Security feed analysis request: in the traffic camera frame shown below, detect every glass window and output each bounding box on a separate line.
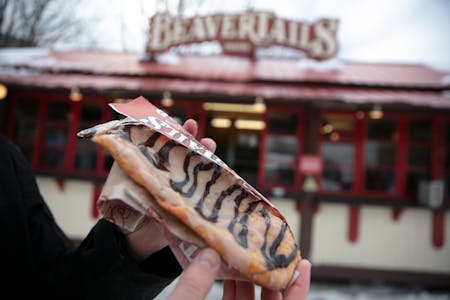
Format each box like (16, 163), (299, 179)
(267, 112), (297, 134)
(364, 118), (397, 193)
(265, 136), (297, 162)
(322, 167), (353, 191)
(409, 120), (431, 142)
(263, 110), (300, 188)
(323, 142), (354, 165)
(406, 120), (431, 195)
(75, 103), (102, 171)
(40, 101), (70, 169)
(321, 113), (354, 191)
(205, 109), (263, 187)
(365, 142), (396, 167)
(13, 98), (39, 162)
(367, 119), (397, 140)
(408, 145), (430, 167)
(264, 163), (295, 186)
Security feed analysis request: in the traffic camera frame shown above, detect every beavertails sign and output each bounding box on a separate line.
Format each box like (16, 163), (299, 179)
(146, 11), (339, 60)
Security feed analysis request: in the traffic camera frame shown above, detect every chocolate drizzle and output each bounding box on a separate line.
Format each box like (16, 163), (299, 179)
(136, 128), (297, 270)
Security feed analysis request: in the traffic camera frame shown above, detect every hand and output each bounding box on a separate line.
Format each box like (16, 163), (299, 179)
(168, 248), (221, 300)
(222, 259), (311, 300)
(125, 119), (216, 262)
(168, 248), (311, 300)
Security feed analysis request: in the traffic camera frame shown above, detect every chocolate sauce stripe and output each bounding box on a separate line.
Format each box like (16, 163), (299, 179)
(132, 127), (298, 270)
(194, 164), (222, 220)
(209, 184), (241, 222)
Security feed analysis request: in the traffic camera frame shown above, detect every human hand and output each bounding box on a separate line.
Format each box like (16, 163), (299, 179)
(168, 247), (311, 300)
(168, 248), (222, 300)
(125, 119), (216, 262)
(222, 259), (311, 300)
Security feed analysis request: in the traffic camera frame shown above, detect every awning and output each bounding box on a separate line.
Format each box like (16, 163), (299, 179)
(1, 73), (449, 109)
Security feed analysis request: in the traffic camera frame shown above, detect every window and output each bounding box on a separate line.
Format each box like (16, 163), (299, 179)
(321, 113), (354, 191)
(205, 109), (262, 187)
(406, 120), (431, 195)
(261, 109), (301, 190)
(75, 102), (102, 171)
(40, 101), (70, 169)
(12, 97), (39, 162)
(364, 119), (397, 193)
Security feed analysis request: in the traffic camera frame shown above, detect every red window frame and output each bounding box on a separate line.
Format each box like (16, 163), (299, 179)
(317, 111), (447, 200)
(6, 92), (111, 178)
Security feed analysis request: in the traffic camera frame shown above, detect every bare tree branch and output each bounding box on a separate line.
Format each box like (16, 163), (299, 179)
(0, 0), (88, 48)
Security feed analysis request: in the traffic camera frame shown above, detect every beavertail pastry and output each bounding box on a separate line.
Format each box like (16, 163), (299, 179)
(77, 97), (301, 291)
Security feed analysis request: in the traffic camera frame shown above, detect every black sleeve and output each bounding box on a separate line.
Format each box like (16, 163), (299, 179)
(0, 135), (181, 299)
(47, 220), (182, 300)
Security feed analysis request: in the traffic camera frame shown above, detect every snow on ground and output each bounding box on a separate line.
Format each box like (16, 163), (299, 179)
(155, 279), (450, 300)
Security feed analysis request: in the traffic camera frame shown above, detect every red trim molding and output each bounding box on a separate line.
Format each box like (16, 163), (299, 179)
(432, 210), (445, 248)
(348, 205), (360, 243)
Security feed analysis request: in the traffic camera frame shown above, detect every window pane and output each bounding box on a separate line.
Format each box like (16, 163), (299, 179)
(408, 145), (430, 167)
(47, 102), (70, 120)
(323, 142), (354, 166)
(321, 167), (353, 191)
(14, 99), (39, 162)
(367, 119), (396, 140)
(76, 103), (102, 171)
(445, 175), (450, 198)
(365, 169), (396, 192)
(407, 171), (430, 195)
(409, 120), (431, 142)
(265, 136), (297, 162)
(267, 111), (297, 134)
(75, 140), (97, 170)
(41, 102), (70, 169)
(365, 142), (396, 167)
(81, 102), (102, 122)
(264, 163), (295, 186)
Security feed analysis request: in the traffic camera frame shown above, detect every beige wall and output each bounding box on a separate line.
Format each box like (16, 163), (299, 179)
(37, 176), (98, 239)
(37, 176), (450, 274)
(310, 203), (450, 273)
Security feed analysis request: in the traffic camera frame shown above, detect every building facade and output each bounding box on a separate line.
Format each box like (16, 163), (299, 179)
(0, 46), (449, 287)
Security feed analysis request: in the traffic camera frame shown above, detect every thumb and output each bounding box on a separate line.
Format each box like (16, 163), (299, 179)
(168, 248), (221, 300)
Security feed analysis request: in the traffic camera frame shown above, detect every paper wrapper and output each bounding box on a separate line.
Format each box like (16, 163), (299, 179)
(99, 162), (247, 280)
(86, 96), (300, 287)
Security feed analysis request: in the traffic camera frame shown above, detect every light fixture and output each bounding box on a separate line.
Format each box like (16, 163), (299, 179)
(235, 119), (265, 130)
(253, 96), (266, 113)
(211, 117), (232, 128)
(69, 86), (83, 102)
(321, 123), (333, 134)
(113, 98), (131, 103)
(0, 83), (8, 100)
(203, 102), (264, 114)
(369, 104), (383, 119)
(161, 91), (174, 107)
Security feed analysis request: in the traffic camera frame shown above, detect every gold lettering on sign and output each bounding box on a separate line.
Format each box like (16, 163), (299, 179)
(146, 12), (339, 60)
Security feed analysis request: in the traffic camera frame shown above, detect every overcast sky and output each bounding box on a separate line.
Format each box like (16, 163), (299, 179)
(74, 0), (450, 72)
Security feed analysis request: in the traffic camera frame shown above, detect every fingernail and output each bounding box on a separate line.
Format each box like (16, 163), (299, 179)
(196, 248), (220, 269)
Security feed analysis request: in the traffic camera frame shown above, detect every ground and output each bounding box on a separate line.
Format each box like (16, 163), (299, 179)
(155, 280), (450, 299)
